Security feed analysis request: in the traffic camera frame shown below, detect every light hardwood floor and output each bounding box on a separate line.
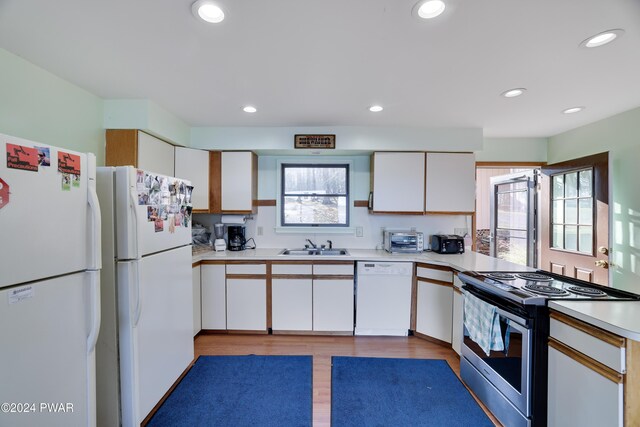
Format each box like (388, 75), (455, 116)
(194, 334), (502, 426)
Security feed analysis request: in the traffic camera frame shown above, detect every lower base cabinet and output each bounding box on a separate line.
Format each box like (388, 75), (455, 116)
(416, 280), (453, 343)
(451, 284), (463, 355)
(192, 265), (201, 336)
(272, 279), (312, 331)
(201, 264), (226, 330)
(226, 278), (267, 331)
(313, 279), (354, 332)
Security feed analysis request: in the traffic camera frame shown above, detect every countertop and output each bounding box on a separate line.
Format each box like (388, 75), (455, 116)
(192, 247), (537, 273)
(548, 300), (640, 341)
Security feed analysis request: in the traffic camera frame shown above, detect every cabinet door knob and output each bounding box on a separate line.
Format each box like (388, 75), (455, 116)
(594, 260), (609, 269)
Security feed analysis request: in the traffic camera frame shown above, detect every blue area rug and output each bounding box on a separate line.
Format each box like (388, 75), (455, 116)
(147, 355), (312, 427)
(331, 357), (493, 427)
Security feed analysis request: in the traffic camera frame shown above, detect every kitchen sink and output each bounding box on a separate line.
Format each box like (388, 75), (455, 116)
(279, 248), (350, 256)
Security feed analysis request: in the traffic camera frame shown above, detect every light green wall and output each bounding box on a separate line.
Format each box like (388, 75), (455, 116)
(477, 137), (548, 162)
(548, 106), (640, 293)
(191, 126), (483, 152)
(104, 99), (190, 147)
(0, 48), (104, 164)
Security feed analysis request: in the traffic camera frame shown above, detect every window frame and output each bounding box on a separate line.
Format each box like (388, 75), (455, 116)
(280, 162), (350, 227)
(549, 167), (595, 255)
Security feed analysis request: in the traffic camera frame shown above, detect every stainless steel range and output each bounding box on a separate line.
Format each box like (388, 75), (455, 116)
(457, 270), (640, 427)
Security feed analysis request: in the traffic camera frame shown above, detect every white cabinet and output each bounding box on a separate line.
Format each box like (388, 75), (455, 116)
(221, 151), (257, 214)
(425, 152), (476, 212)
(225, 263), (267, 331)
(370, 152), (425, 213)
(201, 264), (226, 330)
(313, 278), (354, 332)
(192, 265), (201, 336)
(415, 263), (453, 343)
(175, 147), (210, 211)
(451, 276), (464, 355)
(272, 279), (313, 331)
(547, 311), (629, 427)
(105, 129), (175, 177)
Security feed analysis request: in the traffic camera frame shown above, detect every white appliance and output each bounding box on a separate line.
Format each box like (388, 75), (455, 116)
(96, 166), (194, 427)
(0, 133), (101, 427)
(355, 261), (413, 336)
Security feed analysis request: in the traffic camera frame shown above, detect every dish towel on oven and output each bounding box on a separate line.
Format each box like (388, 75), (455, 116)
(463, 290), (504, 356)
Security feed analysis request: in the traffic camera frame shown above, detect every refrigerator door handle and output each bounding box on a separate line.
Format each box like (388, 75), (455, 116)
(87, 184), (102, 270)
(129, 189), (140, 259)
(134, 262), (143, 327)
(87, 271), (101, 353)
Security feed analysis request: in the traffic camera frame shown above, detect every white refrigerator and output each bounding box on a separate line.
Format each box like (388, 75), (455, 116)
(96, 166), (194, 427)
(0, 133), (101, 427)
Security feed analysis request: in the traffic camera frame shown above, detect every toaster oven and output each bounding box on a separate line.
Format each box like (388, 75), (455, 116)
(383, 231), (424, 253)
(430, 234), (465, 254)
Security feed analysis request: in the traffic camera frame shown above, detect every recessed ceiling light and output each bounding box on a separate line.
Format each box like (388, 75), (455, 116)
(501, 88), (527, 98)
(192, 0), (225, 24)
(579, 29), (624, 48)
(369, 105), (383, 112)
(412, 0), (446, 19)
(562, 106), (585, 114)
(243, 106), (257, 113)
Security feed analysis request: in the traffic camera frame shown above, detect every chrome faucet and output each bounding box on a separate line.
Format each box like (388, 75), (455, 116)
(305, 239), (317, 249)
(326, 240), (333, 249)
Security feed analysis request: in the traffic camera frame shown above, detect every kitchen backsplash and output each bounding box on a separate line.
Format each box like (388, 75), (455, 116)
(194, 206), (471, 250)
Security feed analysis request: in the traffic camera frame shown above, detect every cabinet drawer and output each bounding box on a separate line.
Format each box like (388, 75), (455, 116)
(313, 263), (354, 276)
(549, 312), (625, 373)
(271, 263), (313, 275)
(226, 263), (266, 275)
(416, 266), (453, 283)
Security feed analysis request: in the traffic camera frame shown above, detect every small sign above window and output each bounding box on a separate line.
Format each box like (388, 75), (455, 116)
(294, 134), (336, 149)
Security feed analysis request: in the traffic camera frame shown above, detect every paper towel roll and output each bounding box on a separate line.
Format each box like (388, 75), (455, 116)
(220, 215), (246, 224)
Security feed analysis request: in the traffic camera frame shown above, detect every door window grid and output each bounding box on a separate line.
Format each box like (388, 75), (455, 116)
(551, 169), (593, 254)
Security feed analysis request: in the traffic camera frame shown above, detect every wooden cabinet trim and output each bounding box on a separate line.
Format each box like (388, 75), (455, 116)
(270, 260), (314, 265)
(192, 261), (201, 268)
(226, 274), (267, 280)
(255, 199), (277, 206)
(549, 337), (623, 384)
(626, 339), (640, 427)
(225, 260), (267, 265)
(453, 287), (462, 295)
(312, 261), (354, 266)
(416, 277), (453, 288)
(272, 274), (314, 280)
(550, 310), (626, 348)
(200, 260), (226, 265)
(313, 275), (354, 280)
(416, 263), (452, 272)
(354, 200), (369, 207)
(208, 151), (221, 213)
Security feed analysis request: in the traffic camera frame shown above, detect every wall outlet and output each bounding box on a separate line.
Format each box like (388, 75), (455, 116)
(356, 226), (363, 237)
(454, 228), (469, 237)
(257, 226), (263, 236)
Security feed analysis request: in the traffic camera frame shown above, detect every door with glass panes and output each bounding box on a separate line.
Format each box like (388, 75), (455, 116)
(540, 152), (609, 285)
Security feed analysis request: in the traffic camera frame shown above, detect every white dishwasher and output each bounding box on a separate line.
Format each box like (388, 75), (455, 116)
(355, 261), (413, 336)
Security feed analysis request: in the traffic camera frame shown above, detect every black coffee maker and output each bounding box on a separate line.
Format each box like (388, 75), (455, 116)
(227, 225), (246, 251)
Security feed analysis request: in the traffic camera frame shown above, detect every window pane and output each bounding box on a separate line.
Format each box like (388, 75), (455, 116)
(497, 191), (528, 229)
(497, 181), (527, 192)
(565, 199), (577, 224)
(496, 229), (528, 266)
(579, 170), (592, 197)
(565, 172), (578, 198)
(553, 200), (564, 223)
(579, 198), (593, 225)
(579, 226), (593, 254)
(283, 166), (346, 195)
(565, 225), (578, 251)
(552, 225), (564, 248)
(283, 196), (347, 225)
(553, 175), (564, 199)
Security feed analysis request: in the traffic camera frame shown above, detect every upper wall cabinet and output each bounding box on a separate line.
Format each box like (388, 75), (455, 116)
(370, 152), (425, 214)
(175, 147), (210, 212)
(425, 153), (476, 213)
(105, 129), (175, 177)
(220, 151), (257, 214)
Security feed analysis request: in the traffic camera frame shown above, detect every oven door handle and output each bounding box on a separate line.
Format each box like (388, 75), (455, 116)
(463, 286), (530, 328)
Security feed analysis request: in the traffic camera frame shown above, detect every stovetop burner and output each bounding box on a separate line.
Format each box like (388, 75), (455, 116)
(568, 286), (607, 297)
(524, 284), (570, 296)
(516, 273), (554, 282)
(485, 273), (517, 280)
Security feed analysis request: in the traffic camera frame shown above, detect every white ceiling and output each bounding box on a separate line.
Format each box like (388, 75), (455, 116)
(1, 0), (639, 138)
